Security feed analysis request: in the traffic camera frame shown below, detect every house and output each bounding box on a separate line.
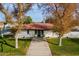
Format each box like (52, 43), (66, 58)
(16, 23), (59, 39)
(63, 26), (79, 38)
(1, 22), (79, 39)
(15, 23), (79, 39)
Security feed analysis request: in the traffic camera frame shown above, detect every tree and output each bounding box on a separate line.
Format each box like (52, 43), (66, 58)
(0, 4), (15, 52)
(41, 3), (78, 46)
(0, 4), (13, 23)
(0, 3), (32, 49)
(45, 16), (56, 23)
(51, 4), (79, 46)
(13, 3), (32, 48)
(23, 16), (32, 24)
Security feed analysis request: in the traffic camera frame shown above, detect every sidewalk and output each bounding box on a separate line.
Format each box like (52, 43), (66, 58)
(27, 38), (52, 56)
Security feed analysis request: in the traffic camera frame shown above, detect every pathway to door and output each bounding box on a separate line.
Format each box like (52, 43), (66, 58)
(27, 38), (52, 56)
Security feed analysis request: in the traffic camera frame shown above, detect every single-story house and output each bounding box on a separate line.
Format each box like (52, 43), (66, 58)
(1, 23), (79, 39)
(16, 23), (59, 39)
(16, 23), (79, 39)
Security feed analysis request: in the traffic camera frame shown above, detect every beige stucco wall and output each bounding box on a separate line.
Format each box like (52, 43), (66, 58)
(16, 30), (35, 39)
(44, 30), (58, 38)
(16, 30), (59, 39)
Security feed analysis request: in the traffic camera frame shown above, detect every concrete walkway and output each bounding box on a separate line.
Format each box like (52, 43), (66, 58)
(27, 38), (52, 56)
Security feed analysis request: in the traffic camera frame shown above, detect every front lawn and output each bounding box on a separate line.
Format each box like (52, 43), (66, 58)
(0, 36), (31, 56)
(47, 38), (79, 56)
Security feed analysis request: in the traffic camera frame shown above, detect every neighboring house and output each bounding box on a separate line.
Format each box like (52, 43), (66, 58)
(63, 26), (79, 38)
(16, 23), (59, 39)
(0, 23), (17, 36)
(63, 31), (79, 38)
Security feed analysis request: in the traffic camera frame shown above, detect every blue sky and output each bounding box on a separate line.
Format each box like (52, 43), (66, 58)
(0, 4), (44, 22)
(26, 4), (44, 22)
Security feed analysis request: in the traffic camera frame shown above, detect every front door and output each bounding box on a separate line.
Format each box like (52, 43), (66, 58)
(35, 30), (44, 37)
(37, 30), (41, 37)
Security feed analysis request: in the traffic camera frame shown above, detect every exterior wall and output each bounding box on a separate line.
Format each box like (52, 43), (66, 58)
(29, 30), (35, 37)
(16, 30), (79, 39)
(63, 31), (79, 38)
(16, 30), (35, 39)
(44, 30), (58, 38)
(16, 30), (59, 39)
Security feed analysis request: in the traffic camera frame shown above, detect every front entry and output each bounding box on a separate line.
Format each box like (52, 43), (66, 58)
(35, 30), (44, 37)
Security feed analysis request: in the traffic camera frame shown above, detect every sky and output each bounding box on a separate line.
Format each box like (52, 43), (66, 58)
(26, 4), (44, 22)
(0, 4), (44, 22)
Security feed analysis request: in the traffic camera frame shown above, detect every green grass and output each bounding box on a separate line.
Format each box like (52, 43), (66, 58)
(47, 38), (79, 56)
(0, 36), (31, 56)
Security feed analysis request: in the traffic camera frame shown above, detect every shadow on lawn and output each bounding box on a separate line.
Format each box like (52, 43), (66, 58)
(0, 42), (15, 52)
(0, 36), (15, 52)
(68, 38), (79, 44)
(0, 35), (32, 52)
(0, 40), (15, 48)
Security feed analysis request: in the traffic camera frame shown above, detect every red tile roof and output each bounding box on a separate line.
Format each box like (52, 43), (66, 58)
(24, 23), (53, 30)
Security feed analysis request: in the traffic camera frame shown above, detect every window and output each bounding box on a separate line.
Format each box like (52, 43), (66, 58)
(27, 30), (29, 34)
(35, 30), (37, 34)
(41, 30), (44, 35)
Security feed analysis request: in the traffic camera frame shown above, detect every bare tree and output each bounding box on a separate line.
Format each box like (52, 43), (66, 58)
(46, 3), (78, 46)
(44, 16), (56, 23)
(13, 3), (32, 48)
(0, 4), (14, 52)
(0, 3), (32, 48)
(0, 4), (13, 23)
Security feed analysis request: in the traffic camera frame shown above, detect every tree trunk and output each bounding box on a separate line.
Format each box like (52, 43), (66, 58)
(1, 33), (3, 38)
(14, 4), (24, 48)
(59, 37), (63, 46)
(58, 34), (63, 46)
(1, 27), (4, 37)
(15, 37), (18, 48)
